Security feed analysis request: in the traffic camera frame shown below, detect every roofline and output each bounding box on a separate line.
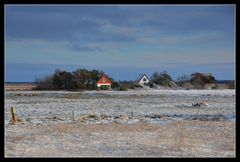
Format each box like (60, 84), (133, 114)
(97, 74), (112, 84)
(137, 74), (150, 83)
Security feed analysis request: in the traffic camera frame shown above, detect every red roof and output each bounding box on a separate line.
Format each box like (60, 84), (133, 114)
(97, 74), (112, 84)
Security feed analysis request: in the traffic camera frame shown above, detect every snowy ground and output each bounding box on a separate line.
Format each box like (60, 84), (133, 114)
(4, 89), (235, 157)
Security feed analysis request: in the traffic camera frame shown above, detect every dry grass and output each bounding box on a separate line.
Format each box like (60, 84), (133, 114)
(223, 137), (235, 151)
(63, 94), (83, 99)
(174, 122), (187, 151)
(5, 84), (37, 91)
(5, 121), (235, 157)
(15, 136), (25, 141)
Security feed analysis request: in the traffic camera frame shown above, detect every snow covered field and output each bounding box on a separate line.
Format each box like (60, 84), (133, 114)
(4, 89), (235, 124)
(4, 89), (235, 157)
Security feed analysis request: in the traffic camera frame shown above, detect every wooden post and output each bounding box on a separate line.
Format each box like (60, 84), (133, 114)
(72, 110), (75, 122)
(11, 107), (17, 124)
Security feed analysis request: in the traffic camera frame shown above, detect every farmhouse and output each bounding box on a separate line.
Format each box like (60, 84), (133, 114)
(97, 74), (112, 89)
(191, 73), (213, 78)
(136, 74), (150, 86)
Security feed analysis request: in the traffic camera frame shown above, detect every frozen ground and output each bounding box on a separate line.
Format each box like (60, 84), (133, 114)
(4, 89), (235, 157)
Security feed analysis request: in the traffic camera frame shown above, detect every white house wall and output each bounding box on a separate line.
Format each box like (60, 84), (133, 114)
(138, 76), (150, 85)
(97, 83), (111, 87)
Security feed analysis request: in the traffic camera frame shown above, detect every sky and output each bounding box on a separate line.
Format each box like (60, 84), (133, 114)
(5, 5), (235, 82)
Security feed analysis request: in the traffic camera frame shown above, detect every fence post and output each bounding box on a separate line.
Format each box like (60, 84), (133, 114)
(11, 107), (17, 124)
(72, 110), (75, 122)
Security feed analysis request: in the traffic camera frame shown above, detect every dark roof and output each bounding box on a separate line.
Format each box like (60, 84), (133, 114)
(191, 73), (213, 78)
(136, 74), (150, 83)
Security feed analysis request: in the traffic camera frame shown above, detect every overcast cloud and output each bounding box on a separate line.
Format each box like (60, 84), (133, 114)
(5, 5), (235, 81)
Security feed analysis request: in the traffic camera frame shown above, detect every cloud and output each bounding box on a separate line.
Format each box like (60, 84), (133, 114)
(68, 41), (120, 53)
(6, 11), (102, 42)
(6, 38), (48, 45)
(5, 5), (234, 70)
(5, 6), (139, 42)
(135, 31), (229, 46)
(137, 37), (178, 44)
(6, 5), (234, 46)
(140, 49), (234, 66)
(68, 44), (103, 52)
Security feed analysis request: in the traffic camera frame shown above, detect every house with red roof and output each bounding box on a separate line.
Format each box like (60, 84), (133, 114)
(97, 74), (112, 89)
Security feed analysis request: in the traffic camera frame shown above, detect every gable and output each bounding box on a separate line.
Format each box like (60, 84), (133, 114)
(142, 76), (148, 80)
(97, 75), (112, 84)
(137, 74), (150, 83)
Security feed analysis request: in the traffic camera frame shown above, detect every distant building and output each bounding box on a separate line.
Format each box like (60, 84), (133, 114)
(191, 72), (215, 89)
(97, 74), (112, 89)
(191, 73), (213, 78)
(135, 74), (150, 86)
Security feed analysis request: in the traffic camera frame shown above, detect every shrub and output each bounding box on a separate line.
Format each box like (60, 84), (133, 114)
(111, 81), (121, 89)
(100, 86), (109, 90)
(151, 70), (173, 87)
(134, 84), (143, 88)
(119, 85), (128, 91)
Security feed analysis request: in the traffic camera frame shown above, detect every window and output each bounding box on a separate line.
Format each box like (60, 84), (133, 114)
(143, 78), (146, 81)
(102, 77), (106, 82)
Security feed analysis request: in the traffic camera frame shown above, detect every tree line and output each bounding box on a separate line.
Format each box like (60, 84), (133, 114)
(35, 68), (218, 90)
(35, 69), (115, 90)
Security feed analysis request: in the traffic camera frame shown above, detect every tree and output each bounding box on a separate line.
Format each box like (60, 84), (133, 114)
(151, 70), (173, 87)
(35, 75), (54, 90)
(72, 69), (92, 89)
(191, 73), (215, 89)
(52, 69), (75, 90)
(151, 72), (159, 81)
(177, 74), (191, 82)
(71, 69), (108, 90)
(111, 81), (121, 89)
(35, 68), (116, 90)
(176, 74), (191, 86)
(91, 69), (102, 81)
(145, 82), (154, 88)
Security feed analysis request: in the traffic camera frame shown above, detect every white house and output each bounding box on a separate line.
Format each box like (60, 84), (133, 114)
(136, 74), (150, 86)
